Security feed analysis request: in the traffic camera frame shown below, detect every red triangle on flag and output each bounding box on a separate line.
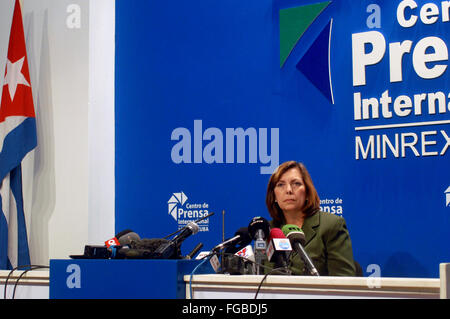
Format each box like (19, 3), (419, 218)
(0, 0), (36, 123)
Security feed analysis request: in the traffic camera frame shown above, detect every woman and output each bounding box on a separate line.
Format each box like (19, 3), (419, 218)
(266, 161), (356, 276)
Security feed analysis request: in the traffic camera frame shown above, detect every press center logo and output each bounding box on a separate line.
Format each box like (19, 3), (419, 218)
(320, 196), (344, 216)
(167, 192), (210, 231)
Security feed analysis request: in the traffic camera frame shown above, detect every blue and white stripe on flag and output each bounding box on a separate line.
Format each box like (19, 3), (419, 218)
(0, 165), (31, 269)
(0, 118), (37, 269)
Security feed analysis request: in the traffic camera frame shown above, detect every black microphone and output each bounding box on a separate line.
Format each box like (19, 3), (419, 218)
(248, 217), (270, 240)
(213, 227), (252, 252)
(130, 238), (170, 250)
(185, 242), (203, 259)
(171, 222), (200, 245)
(282, 224), (319, 276)
(70, 229), (140, 259)
(152, 222), (200, 259)
(248, 217), (270, 274)
(163, 212), (214, 239)
(113, 238), (170, 259)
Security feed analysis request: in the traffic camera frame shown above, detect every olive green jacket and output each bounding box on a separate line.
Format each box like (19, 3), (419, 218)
(271, 211), (356, 276)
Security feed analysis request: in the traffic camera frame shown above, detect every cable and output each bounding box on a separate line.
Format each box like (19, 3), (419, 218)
(188, 249), (285, 299)
(188, 256), (209, 299)
(254, 267), (290, 299)
(12, 265), (49, 299)
(3, 264), (49, 299)
(4, 265), (31, 299)
(188, 250), (271, 299)
(253, 249), (297, 298)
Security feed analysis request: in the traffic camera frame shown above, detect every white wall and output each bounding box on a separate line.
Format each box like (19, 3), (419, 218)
(87, 0), (115, 245)
(0, 0), (115, 266)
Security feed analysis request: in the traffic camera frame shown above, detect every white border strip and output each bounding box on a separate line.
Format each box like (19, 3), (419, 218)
(328, 18), (334, 105)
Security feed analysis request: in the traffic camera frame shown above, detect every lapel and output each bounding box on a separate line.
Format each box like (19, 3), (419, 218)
(302, 211), (320, 247)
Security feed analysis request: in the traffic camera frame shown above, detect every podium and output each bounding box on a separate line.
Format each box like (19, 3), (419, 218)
(50, 259), (212, 299)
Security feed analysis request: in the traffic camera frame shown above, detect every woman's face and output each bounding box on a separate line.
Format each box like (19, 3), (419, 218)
(273, 167), (306, 215)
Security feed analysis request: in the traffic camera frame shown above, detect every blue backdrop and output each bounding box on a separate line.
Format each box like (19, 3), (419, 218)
(115, 0), (450, 278)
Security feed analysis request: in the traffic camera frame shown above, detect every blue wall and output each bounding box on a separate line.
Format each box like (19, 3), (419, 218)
(115, 0), (450, 278)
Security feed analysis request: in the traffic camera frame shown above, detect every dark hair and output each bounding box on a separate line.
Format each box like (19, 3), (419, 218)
(265, 161), (320, 226)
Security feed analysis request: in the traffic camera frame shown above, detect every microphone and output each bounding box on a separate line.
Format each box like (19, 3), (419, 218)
(221, 245), (255, 275)
(266, 228), (292, 273)
(212, 227), (252, 252)
(281, 224), (319, 276)
(116, 230), (141, 246)
(235, 245), (255, 263)
(107, 230), (157, 259)
(114, 247), (154, 259)
(112, 238), (170, 259)
(185, 242), (203, 259)
(105, 229), (137, 248)
(70, 230), (152, 259)
(152, 222), (200, 259)
(171, 222), (200, 244)
(104, 229), (141, 256)
(163, 212), (214, 239)
(219, 227), (254, 275)
(248, 217), (270, 240)
(248, 217), (270, 274)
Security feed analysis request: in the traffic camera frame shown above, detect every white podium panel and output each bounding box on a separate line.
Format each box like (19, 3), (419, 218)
(185, 274), (443, 299)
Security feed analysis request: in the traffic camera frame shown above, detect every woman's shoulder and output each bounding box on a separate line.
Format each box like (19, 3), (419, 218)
(317, 211), (347, 229)
(318, 210), (344, 220)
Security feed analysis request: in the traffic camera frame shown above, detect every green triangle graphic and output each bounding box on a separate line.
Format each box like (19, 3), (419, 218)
(280, 1), (331, 68)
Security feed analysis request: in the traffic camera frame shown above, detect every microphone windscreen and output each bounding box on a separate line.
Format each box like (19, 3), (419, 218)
(281, 224), (306, 246)
(269, 227), (286, 239)
(118, 231), (141, 246)
(235, 227), (252, 246)
(223, 227), (253, 254)
(121, 249), (153, 259)
(247, 216), (270, 239)
(130, 238), (170, 252)
(288, 232), (306, 246)
(187, 222), (200, 235)
(115, 229), (133, 238)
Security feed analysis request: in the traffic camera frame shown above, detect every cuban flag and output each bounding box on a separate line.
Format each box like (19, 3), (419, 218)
(0, 0), (37, 270)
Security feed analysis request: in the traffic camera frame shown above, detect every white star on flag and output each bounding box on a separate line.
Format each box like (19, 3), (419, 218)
(3, 56), (30, 102)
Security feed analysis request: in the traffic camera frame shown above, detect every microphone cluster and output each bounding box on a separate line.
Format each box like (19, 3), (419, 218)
(209, 216), (319, 276)
(70, 221), (205, 260)
(69, 212), (319, 276)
